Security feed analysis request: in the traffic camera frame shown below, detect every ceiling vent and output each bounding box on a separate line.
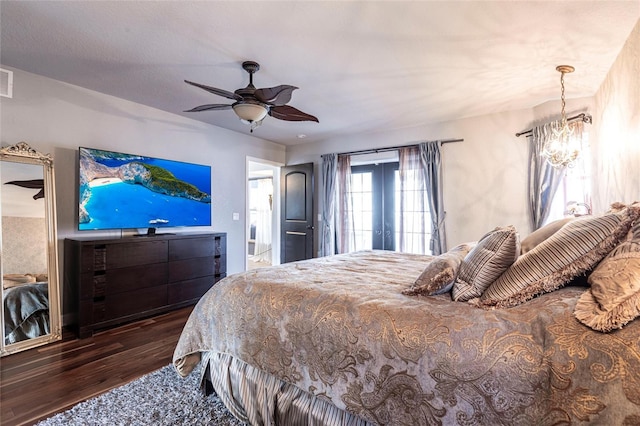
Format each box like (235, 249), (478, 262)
(0, 69), (14, 98)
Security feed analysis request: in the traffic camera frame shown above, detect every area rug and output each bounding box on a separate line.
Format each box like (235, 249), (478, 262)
(36, 364), (244, 425)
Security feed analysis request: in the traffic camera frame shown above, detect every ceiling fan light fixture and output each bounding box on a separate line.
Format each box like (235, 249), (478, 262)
(232, 102), (269, 123)
(185, 60), (318, 133)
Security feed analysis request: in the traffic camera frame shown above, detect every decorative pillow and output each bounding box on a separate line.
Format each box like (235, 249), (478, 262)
(607, 202), (628, 213)
(520, 217), (575, 254)
(30, 273), (48, 283)
(480, 204), (640, 308)
(3, 274), (36, 289)
(452, 226), (520, 302)
(402, 243), (475, 296)
(574, 221), (640, 332)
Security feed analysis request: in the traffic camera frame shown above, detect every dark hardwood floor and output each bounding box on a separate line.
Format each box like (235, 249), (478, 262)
(0, 306), (193, 426)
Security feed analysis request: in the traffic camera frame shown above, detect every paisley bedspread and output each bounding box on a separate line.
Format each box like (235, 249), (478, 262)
(173, 250), (640, 425)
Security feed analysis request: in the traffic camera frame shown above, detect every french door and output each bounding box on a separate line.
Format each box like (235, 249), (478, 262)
(350, 163), (398, 251)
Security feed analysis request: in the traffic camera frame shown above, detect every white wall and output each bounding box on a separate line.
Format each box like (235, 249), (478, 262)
(0, 66), (286, 317)
(591, 19), (640, 212)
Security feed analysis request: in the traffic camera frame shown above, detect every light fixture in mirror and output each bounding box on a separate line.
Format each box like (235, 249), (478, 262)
(543, 65), (581, 168)
(0, 141), (61, 356)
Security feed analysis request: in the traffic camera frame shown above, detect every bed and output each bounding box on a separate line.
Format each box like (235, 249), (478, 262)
(174, 204), (640, 425)
(3, 274), (50, 344)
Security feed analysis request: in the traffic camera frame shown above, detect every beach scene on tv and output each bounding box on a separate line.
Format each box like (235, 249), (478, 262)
(78, 147), (212, 231)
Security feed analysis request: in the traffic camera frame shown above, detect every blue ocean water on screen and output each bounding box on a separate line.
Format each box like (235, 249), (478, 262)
(80, 156), (211, 230)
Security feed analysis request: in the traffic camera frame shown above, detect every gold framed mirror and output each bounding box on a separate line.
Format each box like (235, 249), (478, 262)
(0, 141), (61, 356)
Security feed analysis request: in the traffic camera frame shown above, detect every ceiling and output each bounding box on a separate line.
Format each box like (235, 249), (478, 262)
(1, 1), (638, 146)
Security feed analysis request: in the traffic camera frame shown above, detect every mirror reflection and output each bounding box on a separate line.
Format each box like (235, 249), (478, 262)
(1, 142), (61, 356)
(2, 162), (50, 343)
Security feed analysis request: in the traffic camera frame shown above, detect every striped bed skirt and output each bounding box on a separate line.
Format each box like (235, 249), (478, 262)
(201, 352), (371, 426)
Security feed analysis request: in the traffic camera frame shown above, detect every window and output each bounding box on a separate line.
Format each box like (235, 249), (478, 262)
(547, 132), (592, 222)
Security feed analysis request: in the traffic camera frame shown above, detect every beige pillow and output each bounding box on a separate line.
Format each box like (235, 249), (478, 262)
(520, 217), (575, 254)
(402, 243), (475, 296)
(452, 226), (520, 302)
(3, 274), (36, 289)
(30, 273), (48, 282)
(574, 221), (640, 332)
(481, 204), (640, 308)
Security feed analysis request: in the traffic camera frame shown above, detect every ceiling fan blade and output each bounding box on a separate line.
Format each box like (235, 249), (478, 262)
(5, 179), (45, 200)
(184, 80), (243, 101)
(184, 104), (233, 113)
(254, 85), (298, 106)
(269, 105), (319, 123)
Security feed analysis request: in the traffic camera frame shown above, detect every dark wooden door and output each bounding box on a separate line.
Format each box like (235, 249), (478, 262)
(280, 162), (314, 263)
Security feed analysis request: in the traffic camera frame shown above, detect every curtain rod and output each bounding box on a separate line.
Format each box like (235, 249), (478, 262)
(515, 113), (593, 137)
(322, 138), (464, 158)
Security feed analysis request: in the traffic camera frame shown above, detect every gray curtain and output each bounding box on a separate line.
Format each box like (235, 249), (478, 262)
(335, 155), (355, 254)
(528, 123), (566, 230)
(419, 141), (447, 255)
(320, 154), (337, 257)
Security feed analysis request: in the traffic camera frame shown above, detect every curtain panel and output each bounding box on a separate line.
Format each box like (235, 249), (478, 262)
(320, 154), (337, 257)
(253, 178), (273, 263)
(419, 141), (447, 255)
(335, 155), (355, 254)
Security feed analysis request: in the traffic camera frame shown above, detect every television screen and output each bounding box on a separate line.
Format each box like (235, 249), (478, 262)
(78, 147), (211, 231)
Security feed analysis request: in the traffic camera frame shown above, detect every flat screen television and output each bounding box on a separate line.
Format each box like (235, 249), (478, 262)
(78, 147), (211, 233)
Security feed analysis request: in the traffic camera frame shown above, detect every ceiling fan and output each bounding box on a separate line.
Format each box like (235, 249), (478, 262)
(184, 61), (318, 132)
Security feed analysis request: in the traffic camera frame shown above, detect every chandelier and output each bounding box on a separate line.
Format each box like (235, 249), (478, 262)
(543, 65), (581, 168)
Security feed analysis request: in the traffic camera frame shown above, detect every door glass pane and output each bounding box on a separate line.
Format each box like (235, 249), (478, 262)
(394, 170), (432, 254)
(350, 171), (373, 250)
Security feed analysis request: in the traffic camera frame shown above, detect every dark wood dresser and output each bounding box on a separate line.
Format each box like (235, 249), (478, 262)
(64, 232), (226, 338)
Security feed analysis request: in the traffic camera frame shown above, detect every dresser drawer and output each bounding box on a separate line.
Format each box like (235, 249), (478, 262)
(79, 241), (169, 272)
(168, 257), (215, 282)
(168, 276), (215, 305)
(169, 237), (215, 261)
(103, 285), (168, 321)
(106, 241), (168, 269)
(79, 263), (168, 300)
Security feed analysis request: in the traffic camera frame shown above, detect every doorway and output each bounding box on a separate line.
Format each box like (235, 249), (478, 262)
(247, 159), (281, 270)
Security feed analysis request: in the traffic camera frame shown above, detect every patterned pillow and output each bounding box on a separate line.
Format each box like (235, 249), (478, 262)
(452, 226), (520, 302)
(520, 217), (575, 254)
(402, 243), (475, 296)
(481, 205), (640, 308)
(574, 221), (640, 332)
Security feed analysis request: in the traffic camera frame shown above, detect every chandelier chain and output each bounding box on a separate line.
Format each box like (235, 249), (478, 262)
(560, 71), (567, 127)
